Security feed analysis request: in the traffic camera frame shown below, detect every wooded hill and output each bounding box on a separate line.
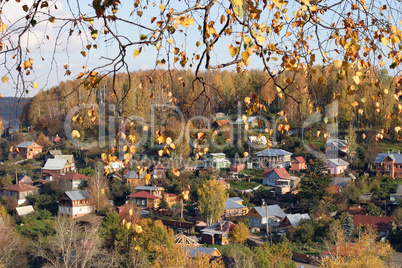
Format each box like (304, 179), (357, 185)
(19, 67), (402, 143)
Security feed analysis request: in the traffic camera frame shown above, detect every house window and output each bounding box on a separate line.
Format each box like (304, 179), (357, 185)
(142, 200), (146, 206)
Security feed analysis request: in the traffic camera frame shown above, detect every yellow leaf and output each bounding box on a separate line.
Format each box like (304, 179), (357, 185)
(49, 17), (55, 23)
(220, 15), (225, 24)
(333, 59), (342, 68)
(1, 76), (9, 83)
(353, 75), (361, 85)
(255, 35), (266, 44)
(143, 125), (149, 131)
(241, 51), (250, 61)
(362, 133), (366, 139)
(133, 49), (141, 58)
(243, 36), (251, 43)
(230, 46), (239, 57)
(32, 82), (38, 89)
(395, 126), (401, 133)
(101, 153), (107, 160)
(167, 38), (174, 44)
(71, 130), (80, 139)
(0, 23), (7, 33)
(381, 37), (389, 46)
(233, 0), (243, 7)
(159, 3), (166, 11)
(81, 50), (87, 57)
(351, 101), (359, 107)
(243, 152), (249, 157)
(172, 47), (180, 54)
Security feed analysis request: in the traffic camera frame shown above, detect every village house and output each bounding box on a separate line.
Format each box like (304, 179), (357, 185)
(325, 158), (349, 176)
(54, 154), (75, 170)
(353, 214), (395, 234)
(42, 158), (72, 180)
(200, 220), (236, 245)
(235, 116), (261, 128)
(1, 183), (39, 205)
(246, 135), (268, 149)
(127, 186), (178, 209)
(255, 149), (292, 169)
(126, 170), (150, 187)
(279, 213), (311, 228)
(127, 191), (161, 209)
(57, 172), (89, 191)
(189, 247), (221, 258)
(204, 153), (231, 169)
(246, 204), (287, 231)
(152, 163), (167, 181)
(17, 174), (33, 185)
(263, 168), (300, 194)
(224, 197), (249, 218)
(325, 139), (349, 159)
(45, 149), (62, 160)
(16, 141), (43, 159)
(58, 190), (93, 218)
(290, 156), (307, 172)
(375, 151), (402, 178)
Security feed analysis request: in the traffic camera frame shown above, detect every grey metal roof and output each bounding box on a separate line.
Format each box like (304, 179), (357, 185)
(48, 150), (62, 155)
(15, 205), (35, 216)
(375, 153), (402, 164)
(43, 159), (68, 170)
(17, 141), (41, 148)
(326, 139), (347, 147)
(229, 197), (243, 202)
(255, 149), (292, 157)
(126, 171), (146, 179)
(135, 186), (162, 191)
(189, 247), (219, 258)
(65, 190), (90, 201)
(225, 198), (246, 210)
(251, 205), (286, 218)
(235, 116), (258, 123)
(327, 158), (349, 166)
(330, 177), (352, 187)
(286, 213), (310, 226)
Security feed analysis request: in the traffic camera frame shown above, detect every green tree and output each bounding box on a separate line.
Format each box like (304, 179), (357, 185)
(101, 211), (120, 245)
(229, 222), (249, 244)
(197, 179), (228, 226)
(342, 213), (354, 238)
(366, 203), (382, 216)
(0, 174), (13, 188)
(159, 192), (169, 210)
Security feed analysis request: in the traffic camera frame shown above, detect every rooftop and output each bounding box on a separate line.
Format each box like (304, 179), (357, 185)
(58, 172), (89, 181)
(43, 159), (68, 170)
(375, 152), (402, 164)
(64, 190), (90, 201)
(263, 168), (291, 179)
(3, 183), (39, 192)
(135, 186), (164, 191)
(255, 148), (292, 157)
(127, 191), (161, 200)
(17, 141), (42, 148)
(327, 158), (350, 166)
(250, 204), (286, 218)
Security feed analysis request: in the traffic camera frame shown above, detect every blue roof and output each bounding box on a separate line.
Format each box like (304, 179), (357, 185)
(375, 153), (402, 164)
(229, 197), (243, 202)
(189, 247), (219, 258)
(255, 149), (292, 157)
(17, 141), (41, 148)
(126, 171), (146, 179)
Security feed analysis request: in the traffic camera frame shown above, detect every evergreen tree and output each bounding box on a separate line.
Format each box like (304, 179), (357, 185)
(101, 211), (120, 245)
(342, 213), (354, 238)
(159, 193), (169, 210)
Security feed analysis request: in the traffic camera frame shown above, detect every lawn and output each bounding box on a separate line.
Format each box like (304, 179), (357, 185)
(290, 241), (328, 255)
(229, 180), (261, 190)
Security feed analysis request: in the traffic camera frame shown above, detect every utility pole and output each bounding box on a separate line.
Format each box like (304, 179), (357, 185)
(262, 199), (270, 246)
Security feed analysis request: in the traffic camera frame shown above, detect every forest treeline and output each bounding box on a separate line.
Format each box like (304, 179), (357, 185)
(19, 67), (402, 141)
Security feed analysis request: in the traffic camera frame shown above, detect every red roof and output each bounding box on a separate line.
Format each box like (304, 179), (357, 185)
(349, 206), (364, 215)
(353, 215), (394, 231)
(53, 136), (62, 143)
(217, 179), (230, 185)
(3, 183), (39, 192)
(127, 191), (161, 200)
(154, 163), (167, 170)
(165, 192), (178, 198)
(58, 172), (89, 181)
(324, 243), (359, 256)
(214, 119), (230, 127)
(263, 168), (290, 178)
(294, 156), (306, 163)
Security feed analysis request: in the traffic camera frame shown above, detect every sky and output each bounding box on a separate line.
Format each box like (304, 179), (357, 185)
(0, 0), (401, 98)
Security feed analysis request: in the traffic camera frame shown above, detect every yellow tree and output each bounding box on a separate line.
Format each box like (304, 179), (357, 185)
(229, 222), (250, 244)
(321, 228), (393, 268)
(197, 179), (228, 226)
